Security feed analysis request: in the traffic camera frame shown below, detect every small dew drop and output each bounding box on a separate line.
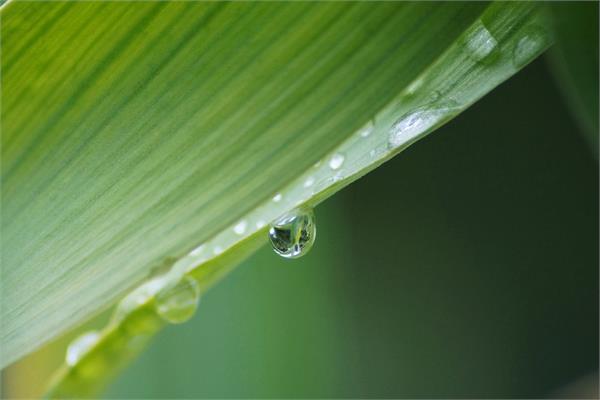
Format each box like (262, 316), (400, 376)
(431, 90), (443, 101)
(388, 101), (459, 150)
(512, 26), (549, 68)
(233, 220), (247, 235)
(189, 244), (204, 257)
(155, 277), (201, 324)
(268, 208), (316, 259)
(273, 193), (282, 202)
(213, 246), (223, 255)
(464, 20), (498, 63)
(404, 77), (425, 96)
(303, 176), (315, 188)
(66, 331), (100, 367)
(329, 153), (345, 170)
(359, 121), (374, 138)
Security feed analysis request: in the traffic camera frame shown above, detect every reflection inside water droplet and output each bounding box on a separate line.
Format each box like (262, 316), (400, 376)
(155, 276), (200, 324)
(268, 208), (316, 259)
(66, 331), (100, 367)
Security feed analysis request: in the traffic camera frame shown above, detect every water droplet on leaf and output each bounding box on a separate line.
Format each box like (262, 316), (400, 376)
(404, 77), (425, 96)
(464, 20), (498, 63)
(272, 193), (282, 202)
(512, 25), (549, 68)
(66, 331), (100, 367)
(388, 101), (459, 149)
(329, 153), (345, 170)
(233, 220), (247, 235)
(359, 121), (374, 137)
(269, 208), (316, 259)
(189, 244), (205, 257)
(155, 277), (200, 324)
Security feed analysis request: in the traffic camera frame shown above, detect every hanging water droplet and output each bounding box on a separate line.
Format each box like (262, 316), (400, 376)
(512, 25), (549, 68)
(233, 220), (247, 235)
(66, 331), (100, 367)
(464, 20), (498, 63)
(329, 153), (345, 170)
(272, 193), (282, 202)
(155, 276), (201, 324)
(388, 101), (459, 150)
(268, 208), (316, 259)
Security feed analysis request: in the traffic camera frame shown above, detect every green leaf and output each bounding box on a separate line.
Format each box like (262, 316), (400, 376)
(1, 0), (551, 376)
(547, 2), (599, 157)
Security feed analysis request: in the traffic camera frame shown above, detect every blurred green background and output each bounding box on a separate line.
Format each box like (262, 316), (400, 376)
(2, 54), (598, 399)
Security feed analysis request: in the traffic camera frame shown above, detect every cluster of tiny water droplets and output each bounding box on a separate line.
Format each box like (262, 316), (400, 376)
(66, 331), (100, 367)
(268, 208), (316, 259)
(178, 119), (379, 265)
(116, 16), (551, 335)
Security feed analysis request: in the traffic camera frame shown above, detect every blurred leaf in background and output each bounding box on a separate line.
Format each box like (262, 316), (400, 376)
(548, 1), (599, 157)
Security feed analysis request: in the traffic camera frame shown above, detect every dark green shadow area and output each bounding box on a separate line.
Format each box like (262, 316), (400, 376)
(106, 57), (598, 398)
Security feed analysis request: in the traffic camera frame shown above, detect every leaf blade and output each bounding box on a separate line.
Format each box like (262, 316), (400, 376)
(1, 1), (550, 369)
